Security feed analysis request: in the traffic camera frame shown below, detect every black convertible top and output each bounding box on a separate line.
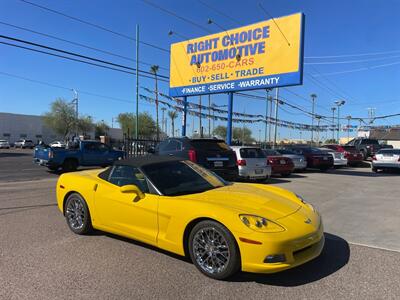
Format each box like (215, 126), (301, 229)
(114, 155), (183, 168)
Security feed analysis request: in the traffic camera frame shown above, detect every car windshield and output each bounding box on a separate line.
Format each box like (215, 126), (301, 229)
(141, 160), (226, 196)
(190, 140), (230, 151)
(361, 139), (379, 145)
(239, 148), (266, 158)
(277, 149), (296, 155)
(378, 149), (400, 155)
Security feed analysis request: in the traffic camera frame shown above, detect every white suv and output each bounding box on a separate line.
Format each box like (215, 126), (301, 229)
(0, 140), (10, 149)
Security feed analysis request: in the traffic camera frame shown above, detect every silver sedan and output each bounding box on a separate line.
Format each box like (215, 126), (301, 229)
(276, 149), (307, 170)
(231, 146), (271, 181)
(372, 149), (400, 172)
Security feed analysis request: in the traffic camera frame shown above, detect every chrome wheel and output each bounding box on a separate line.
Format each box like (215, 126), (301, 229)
(192, 227), (230, 275)
(66, 197), (85, 230)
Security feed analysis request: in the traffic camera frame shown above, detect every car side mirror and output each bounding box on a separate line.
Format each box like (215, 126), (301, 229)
(120, 185), (145, 201)
(147, 147), (155, 154)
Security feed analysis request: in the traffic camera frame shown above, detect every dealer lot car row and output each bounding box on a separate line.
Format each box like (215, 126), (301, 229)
(32, 137), (400, 178)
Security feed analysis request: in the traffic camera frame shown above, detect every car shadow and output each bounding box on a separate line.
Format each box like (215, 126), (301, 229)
(230, 232), (349, 286)
(0, 152), (32, 157)
(328, 168), (400, 177)
(94, 231), (348, 286)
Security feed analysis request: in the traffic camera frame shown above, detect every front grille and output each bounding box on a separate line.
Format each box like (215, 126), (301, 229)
(293, 245), (313, 257)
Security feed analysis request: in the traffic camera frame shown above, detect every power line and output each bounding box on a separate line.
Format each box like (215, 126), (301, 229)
(0, 70), (151, 106)
(258, 3), (291, 46)
(197, 0), (242, 26)
(304, 54), (400, 65)
(0, 34), (169, 81)
(306, 49), (400, 59)
(0, 21), (170, 72)
(312, 61), (400, 77)
(140, 0), (213, 33)
(18, 0), (169, 53)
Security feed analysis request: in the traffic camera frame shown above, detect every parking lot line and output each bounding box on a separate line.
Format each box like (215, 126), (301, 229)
(348, 241), (400, 253)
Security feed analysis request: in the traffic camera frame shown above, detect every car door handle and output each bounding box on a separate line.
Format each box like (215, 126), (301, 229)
(168, 153), (174, 156)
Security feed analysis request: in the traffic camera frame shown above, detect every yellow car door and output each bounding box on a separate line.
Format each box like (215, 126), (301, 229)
(94, 166), (158, 246)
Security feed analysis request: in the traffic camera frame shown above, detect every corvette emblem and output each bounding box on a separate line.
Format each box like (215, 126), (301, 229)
(304, 218), (312, 224)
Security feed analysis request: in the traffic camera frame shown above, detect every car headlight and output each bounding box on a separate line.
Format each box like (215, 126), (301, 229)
(239, 215), (285, 232)
(296, 194), (316, 212)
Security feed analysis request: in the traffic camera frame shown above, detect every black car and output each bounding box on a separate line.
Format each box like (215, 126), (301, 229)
(153, 138), (238, 181)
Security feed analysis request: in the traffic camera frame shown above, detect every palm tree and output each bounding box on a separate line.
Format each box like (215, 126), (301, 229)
(150, 65), (160, 141)
(168, 110), (178, 137)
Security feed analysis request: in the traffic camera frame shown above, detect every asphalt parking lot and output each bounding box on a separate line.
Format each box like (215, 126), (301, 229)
(1, 148), (399, 299)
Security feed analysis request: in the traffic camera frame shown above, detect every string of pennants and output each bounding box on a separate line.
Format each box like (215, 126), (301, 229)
(139, 90), (340, 132)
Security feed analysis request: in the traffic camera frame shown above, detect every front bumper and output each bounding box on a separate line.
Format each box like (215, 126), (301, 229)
(293, 160), (307, 170)
(334, 158), (348, 166)
(236, 210), (324, 273)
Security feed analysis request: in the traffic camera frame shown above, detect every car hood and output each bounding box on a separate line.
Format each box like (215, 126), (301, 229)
(180, 183), (301, 220)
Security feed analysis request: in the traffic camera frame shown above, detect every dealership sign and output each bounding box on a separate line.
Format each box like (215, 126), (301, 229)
(169, 13), (304, 97)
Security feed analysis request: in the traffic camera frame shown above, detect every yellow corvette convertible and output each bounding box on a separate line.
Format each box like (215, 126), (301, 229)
(56, 156), (324, 280)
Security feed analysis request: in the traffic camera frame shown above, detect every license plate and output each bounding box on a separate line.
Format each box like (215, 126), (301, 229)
(353, 154), (357, 157)
(214, 161), (223, 167)
(255, 169), (263, 174)
(280, 160), (286, 164)
(323, 157), (328, 160)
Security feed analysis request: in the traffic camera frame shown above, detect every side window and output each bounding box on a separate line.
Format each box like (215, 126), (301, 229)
(108, 165), (149, 192)
(157, 140), (169, 152)
(83, 143), (95, 151)
(164, 140), (181, 151)
(97, 143), (109, 152)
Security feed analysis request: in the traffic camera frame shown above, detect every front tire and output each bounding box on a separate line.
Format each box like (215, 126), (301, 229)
(65, 193), (93, 235)
(188, 220), (240, 280)
(62, 159), (78, 172)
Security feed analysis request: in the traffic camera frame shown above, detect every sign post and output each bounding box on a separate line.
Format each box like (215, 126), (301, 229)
(182, 96), (188, 136)
(227, 92), (234, 145)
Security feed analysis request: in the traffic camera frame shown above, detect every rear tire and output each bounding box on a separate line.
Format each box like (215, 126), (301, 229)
(62, 159), (78, 172)
(188, 220), (240, 280)
(64, 193), (93, 235)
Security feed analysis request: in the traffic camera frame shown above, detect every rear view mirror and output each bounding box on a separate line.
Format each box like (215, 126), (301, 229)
(120, 185), (145, 201)
(147, 147), (155, 154)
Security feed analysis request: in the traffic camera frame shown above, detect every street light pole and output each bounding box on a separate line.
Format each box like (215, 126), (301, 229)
(135, 25), (139, 140)
(334, 100), (345, 143)
(331, 107), (336, 141)
(273, 88), (279, 149)
(310, 94), (317, 146)
(71, 89), (78, 138)
(264, 89), (272, 148)
(346, 115), (352, 142)
(208, 95), (211, 137)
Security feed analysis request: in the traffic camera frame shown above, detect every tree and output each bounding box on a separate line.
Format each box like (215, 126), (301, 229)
(212, 125), (255, 144)
(150, 65), (160, 141)
(77, 115), (94, 136)
(117, 112), (157, 138)
(168, 110), (178, 137)
(43, 98), (76, 141)
(95, 120), (110, 137)
(324, 138), (337, 144)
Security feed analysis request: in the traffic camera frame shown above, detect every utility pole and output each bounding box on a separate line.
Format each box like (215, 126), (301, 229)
(268, 94), (273, 146)
(71, 89), (78, 138)
(310, 94), (317, 146)
(367, 107), (376, 124)
(273, 88), (279, 149)
(334, 100), (345, 143)
(161, 107), (166, 133)
(331, 107), (336, 141)
(315, 116), (321, 145)
(264, 89), (272, 148)
(346, 115), (352, 142)
(135, 25), (139, 140)
(199, 96), (202, 137)
(208, 95), (211, 137)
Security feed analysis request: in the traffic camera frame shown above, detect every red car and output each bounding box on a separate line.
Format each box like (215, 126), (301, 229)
(322, 144), (363, 166)
(262, 149), (294, 177)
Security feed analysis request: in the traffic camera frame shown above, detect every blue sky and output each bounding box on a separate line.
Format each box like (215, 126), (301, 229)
(1, 0), (400, 140)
